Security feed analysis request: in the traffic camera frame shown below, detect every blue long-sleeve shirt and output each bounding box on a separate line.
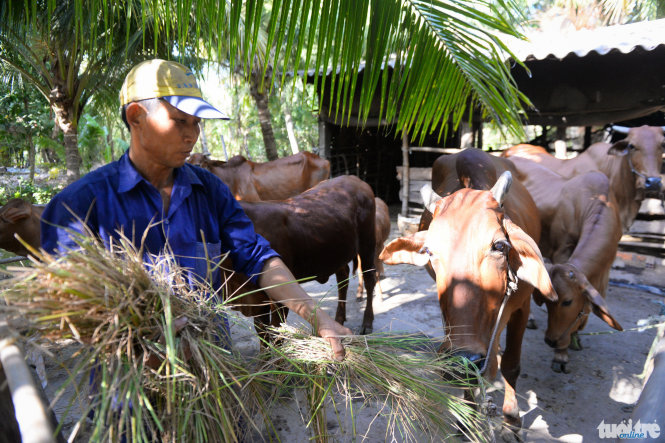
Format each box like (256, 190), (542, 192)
(41, 151), (279, 290)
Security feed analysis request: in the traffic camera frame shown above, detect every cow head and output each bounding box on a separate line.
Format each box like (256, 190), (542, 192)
(381, 177), (556, 380)
(0, 198), (44, 257)
(609, 125), (664, 195)
(534, 262), (622, 372)
(187, 152), (210, 167)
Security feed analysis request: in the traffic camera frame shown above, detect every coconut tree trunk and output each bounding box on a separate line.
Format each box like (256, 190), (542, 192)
(249, 72), (278, 161)
(284, 107), (299, 154)
(50, 90), (81, 183)
(23, 95), (36, 182)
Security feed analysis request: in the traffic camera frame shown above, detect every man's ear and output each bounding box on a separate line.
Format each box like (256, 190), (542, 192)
(125, 102), (147, 130)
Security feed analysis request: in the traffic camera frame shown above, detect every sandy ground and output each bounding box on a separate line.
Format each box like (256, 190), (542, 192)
(6, 211), (665, 442)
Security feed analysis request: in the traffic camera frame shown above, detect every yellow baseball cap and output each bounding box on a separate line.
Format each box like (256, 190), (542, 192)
(119, 59), (228, 119)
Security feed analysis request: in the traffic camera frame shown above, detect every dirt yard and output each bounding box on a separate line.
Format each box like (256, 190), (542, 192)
(9, 206), (665, 442)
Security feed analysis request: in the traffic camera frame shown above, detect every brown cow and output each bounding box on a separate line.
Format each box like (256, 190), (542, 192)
(510, 157), (624, 372)
(356, 197), (391, 300)
(224, 175), (377, 336)
(187, 151), (330, 201)
(381, 172), (556, 437)
(0, 198), (44, 257)
(502, 125), (665, 232)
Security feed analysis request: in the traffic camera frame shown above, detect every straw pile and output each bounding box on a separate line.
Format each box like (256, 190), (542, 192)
(0, 231), (275, 442)
(1, 230), (491, 442)
(261, 325), (490, 442)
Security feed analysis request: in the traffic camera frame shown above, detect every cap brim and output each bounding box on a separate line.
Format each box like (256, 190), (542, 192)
(162, 96), (229, 120)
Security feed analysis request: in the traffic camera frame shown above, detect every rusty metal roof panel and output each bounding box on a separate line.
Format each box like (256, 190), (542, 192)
(508, 18), (665, 61)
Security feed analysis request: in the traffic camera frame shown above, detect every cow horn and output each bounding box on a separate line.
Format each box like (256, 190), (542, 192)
(611, 125), (630, 134)
(420, 184), (442, 214)
(491, 171), (512, 206)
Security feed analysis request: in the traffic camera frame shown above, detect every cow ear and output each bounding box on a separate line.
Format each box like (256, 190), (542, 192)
(504, 219), (558, 302)
(2, 206), (31, 223)
(584, 284), (623, 331)
(607, 140), (631, 156)
(380, 231), (430, 267)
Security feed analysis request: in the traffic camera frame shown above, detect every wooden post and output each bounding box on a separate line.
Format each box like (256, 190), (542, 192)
(0, 322), (56, 443)
(401, 131), (410, 217)
(318, 118), (330, 160)
(554, 126), (567, 159)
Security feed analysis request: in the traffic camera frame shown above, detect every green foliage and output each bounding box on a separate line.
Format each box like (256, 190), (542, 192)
(78, 114), (109, 170)
(0, 178), (63, 205)
(198, 68), (319, 162)
(10, 0), (531, 146)
(0, 83), (53, 167)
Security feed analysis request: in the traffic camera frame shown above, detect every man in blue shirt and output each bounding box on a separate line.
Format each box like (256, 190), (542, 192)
(41, 59), (350, 360)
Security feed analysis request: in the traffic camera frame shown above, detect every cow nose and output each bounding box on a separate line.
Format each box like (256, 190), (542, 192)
(451, 350), (486, 374)
(645, 176), (662, 191)
(544, 337), (557, 348)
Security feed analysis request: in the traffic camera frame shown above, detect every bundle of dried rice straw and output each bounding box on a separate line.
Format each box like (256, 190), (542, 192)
(259, 325), (491, 442)
(1, 230), (490, 442)
(1, 231), (275, 442)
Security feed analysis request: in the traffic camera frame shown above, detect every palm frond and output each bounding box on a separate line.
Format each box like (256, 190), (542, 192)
(10, 0), (530, 142)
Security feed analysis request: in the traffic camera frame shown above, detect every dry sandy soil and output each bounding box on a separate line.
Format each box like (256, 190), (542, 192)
(10, 208), (665, 442)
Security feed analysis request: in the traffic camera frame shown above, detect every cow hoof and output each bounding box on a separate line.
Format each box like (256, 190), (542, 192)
(569, 333), (583, 351)
(499, 426), (523, 443)
(453, 419), (473, 441)
(334, 314), (346, 325)
(526, 318), (538, 330)
(358, 326), (373, 335)
(551, 360), (570, 374)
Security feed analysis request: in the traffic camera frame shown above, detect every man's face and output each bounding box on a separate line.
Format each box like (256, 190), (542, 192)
(135, 99), (201, 169)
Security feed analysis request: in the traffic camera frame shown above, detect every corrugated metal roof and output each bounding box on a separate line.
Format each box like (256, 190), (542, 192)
(508, 18), (665, 61)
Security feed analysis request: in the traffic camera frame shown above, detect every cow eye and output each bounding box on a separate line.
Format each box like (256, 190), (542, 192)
(627, 143), (635, 151)
(562, 299), (573, 307)
(491, 240), (510, 254)
(568, 271), (575, 279)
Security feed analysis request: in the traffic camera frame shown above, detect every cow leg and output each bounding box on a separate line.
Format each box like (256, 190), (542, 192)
(373, 270), (383, 303)
(454, 389), (480, 440)
(334, 265), (350, 326)
(356, 260), (365, 300)
(359, 267), (376, 335)
(500, 308), (527, 440)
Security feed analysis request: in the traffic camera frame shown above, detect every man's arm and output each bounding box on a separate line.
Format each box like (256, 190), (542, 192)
(257, 256), (352, 361)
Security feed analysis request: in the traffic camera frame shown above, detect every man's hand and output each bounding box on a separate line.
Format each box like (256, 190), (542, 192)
(145, 316), (190, 369)
(313, 310), (352, 362)
(257, 257), (353, 361)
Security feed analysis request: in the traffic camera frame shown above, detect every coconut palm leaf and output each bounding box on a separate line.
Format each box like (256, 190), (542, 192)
(11, 0), (530, 145)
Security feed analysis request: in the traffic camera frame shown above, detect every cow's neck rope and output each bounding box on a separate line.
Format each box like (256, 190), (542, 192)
(477, 263), (519, 376)
(627, 151), (648, 180)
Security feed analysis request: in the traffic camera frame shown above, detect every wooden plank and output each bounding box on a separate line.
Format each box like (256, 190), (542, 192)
(620, 239), (665, 249)
(396, 166), (432, 181)
(409, 147), (460, 155)
(639, 198), (665, 217)
(630, 220), (665, 235)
